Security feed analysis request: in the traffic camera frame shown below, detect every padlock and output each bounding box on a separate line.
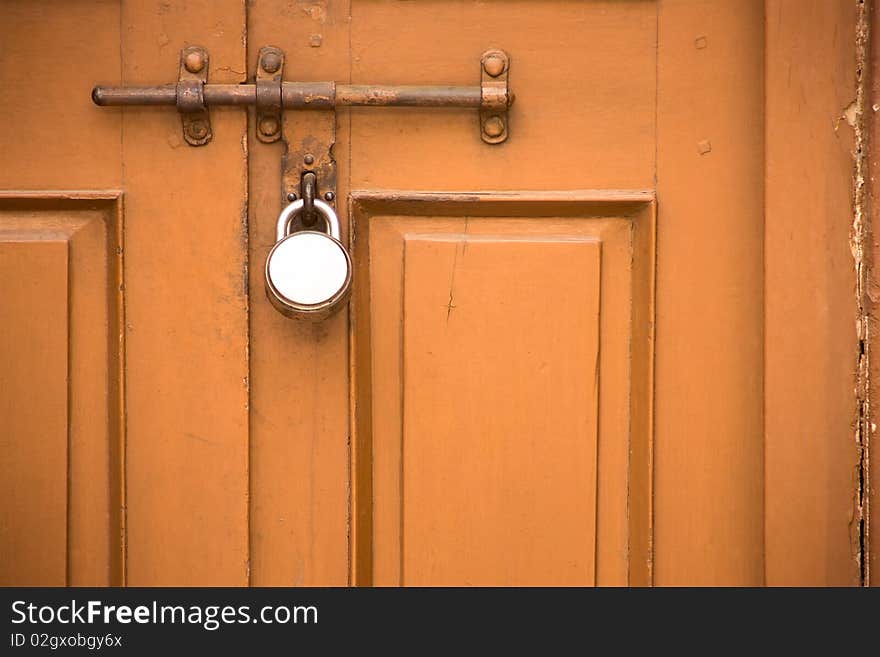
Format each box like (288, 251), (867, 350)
(264, 198), (352, 319)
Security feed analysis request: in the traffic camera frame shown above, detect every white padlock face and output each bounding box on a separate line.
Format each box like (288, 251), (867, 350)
(267, 231), (350, 306)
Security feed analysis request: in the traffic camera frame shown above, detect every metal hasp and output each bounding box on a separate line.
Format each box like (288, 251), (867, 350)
(91, 47), (514, 145)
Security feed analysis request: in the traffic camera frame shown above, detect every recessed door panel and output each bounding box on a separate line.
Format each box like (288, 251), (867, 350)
(401, 235), (600, 586)
(351, 192), (655, 585)
(0, 196), (123, 586)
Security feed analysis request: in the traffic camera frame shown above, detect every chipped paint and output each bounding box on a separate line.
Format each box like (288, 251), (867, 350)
(852, 0), (870, 586)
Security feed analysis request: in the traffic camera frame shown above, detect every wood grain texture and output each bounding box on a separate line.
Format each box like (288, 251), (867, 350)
(0, 0), (864, 588)
(349, 0), (656, 191)
(654, 0), (766, 585)
(765, 0), (861, 586)
(0, 238), (68, 586)
(400, 236), (601, 586)
(120, 0), (250, 585)
(0, 1), (121, 189)
(246, 0), (352, 586)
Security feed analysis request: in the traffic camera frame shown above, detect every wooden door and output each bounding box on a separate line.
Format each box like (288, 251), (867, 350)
(0, 1), (866, 586)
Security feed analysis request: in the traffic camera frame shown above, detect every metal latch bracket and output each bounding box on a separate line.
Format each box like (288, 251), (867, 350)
(177, 45), (212, 146)
(255, 46), (285, 144)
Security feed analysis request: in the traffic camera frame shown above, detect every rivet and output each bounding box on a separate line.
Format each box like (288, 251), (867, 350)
(482, 116), (504, 138)
(259, 116), (280, 136)
(304, 154), (315, 165)
(184, 50), (205, 74)
(287, 192), (298, 202)
(324, 191), (335, 201)
(483, 54), (506, 78)
(189, 120), (209, 140)
(262, 52), (281, 74)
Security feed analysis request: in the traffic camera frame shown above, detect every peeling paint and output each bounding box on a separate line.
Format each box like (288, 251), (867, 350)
(852, 0), (870, 587)
(844, 99), (860, 127)
(298, 0), (328, 24)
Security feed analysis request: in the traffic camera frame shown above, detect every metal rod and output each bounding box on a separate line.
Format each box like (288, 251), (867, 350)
(335, 85), (481, 107)
(92, 85), (177, 106)
(92, 83), (492, 109)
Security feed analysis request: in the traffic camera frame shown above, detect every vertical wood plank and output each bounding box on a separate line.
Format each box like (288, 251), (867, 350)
(765, 0), (861, 586)
(655, 0), (766, 585)
(121, 0), (249, 585)
(247, 0), (352, 586)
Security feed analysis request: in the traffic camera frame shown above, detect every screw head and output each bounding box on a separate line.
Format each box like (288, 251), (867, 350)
(324, 191), (335, 201)
(258, 116), (280, 137)
(189, 119), (209, 140)
(483, 54), (506, 78)
(482, 116), (505, 138)
(184, 50), (205, 74)
(262, 52), (281, 74)
(304, 154), (315, 165)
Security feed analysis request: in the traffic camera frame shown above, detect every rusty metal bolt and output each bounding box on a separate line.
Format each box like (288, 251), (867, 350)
(483, 55), (506, 78)
(189, 120), (209, 140)
(304, 154), (315, 165)
(482, 116), (505, 138)
(258, 116), (280, 137)
(184, 50), (206, 74)
(324, 191), (335, 201)
(262, 52), (281, 74)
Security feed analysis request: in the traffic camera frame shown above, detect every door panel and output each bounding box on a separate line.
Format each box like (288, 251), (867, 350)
(1, 238), (68, 587)
(350, 193), (654, 586)
(399, 235), (601, 586)
(0, 196), (123, 586)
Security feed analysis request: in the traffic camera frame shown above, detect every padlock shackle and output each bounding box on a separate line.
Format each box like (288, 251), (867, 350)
(275, 198), (341, 242)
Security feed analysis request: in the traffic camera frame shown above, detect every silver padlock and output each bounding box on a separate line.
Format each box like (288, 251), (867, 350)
(265, 198), (352, 319)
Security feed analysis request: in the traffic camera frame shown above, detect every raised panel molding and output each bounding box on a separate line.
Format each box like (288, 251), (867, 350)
(349, 191), (655, 586)
(0, 192), (124, 586)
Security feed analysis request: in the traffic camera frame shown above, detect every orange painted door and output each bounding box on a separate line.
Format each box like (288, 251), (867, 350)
(0, 1), (864, 586)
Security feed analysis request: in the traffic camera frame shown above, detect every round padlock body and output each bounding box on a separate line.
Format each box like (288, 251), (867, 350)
(265, 231), (352, 317)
